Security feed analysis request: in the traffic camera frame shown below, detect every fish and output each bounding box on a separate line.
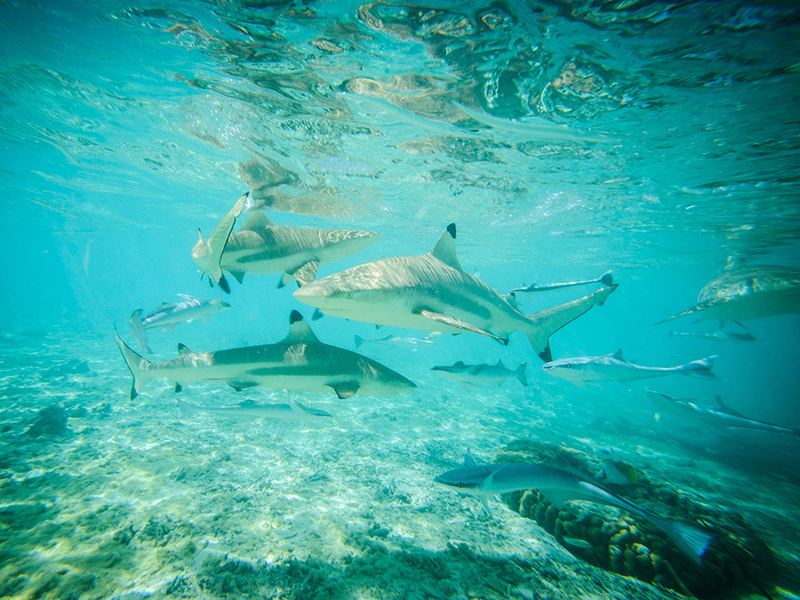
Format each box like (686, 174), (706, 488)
(115, 310), (416, 400)
(293, 223), (617, 362)
(656, 257), (800, 326)
(646, 390), (800, 437)
(431, 360), (527, 388)
(191, 192), (249, 294)
(192, 195), (381, 292)
(511, 271), (614, 293)
(354, 334), (437, 349)
(129, 295), (232, 354)
(601, 459), (639, 486)
(543, 349), (718, 387)
(176, 397), (332, 420)
(434, 450), (715, 564)
(669, 330), (756, 343)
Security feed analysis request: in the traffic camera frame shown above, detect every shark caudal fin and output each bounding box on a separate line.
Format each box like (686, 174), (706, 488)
(515, 363), (528, 387)
(649, 516), (715, 565)
(193, 193), (248, 293)
(129, 309), (151, 354)
(115, 329), (152, 400)
(525, 284), (618, 362)
(678, 355), (719, 379)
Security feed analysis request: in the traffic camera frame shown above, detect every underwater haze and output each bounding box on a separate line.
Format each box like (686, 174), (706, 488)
(1, 1), (799, 599)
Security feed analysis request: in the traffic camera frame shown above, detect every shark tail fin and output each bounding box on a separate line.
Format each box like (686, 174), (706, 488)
(129, 309), (151, 354)
(525, 284), (618, 362)
(515, 363), (528, 387)
(678, 355), (718, 379)
(115, 329), (152, 400)
(649, 516), (715, 565)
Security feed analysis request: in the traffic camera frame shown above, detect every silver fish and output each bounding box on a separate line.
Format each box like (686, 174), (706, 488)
(129, 294), (231, 354)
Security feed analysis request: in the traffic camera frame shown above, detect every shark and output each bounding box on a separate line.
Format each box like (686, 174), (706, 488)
(129, 294), (231, 354)
(192, 194), (381, 292)
(431, 360), (527, 388)
(646, 390), (800, 437)
(543, 349), (718, 387)
(293, 223), (618, 362)
(434, 450), (715, 565)
(176, 397), (332, 421)
(116, 310), (416, 400)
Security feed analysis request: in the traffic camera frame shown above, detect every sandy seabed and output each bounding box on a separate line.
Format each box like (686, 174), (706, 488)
(1, 327), (798, 600)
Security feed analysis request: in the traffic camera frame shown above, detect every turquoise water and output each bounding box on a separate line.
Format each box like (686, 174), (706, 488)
(1, 1), (799, 598)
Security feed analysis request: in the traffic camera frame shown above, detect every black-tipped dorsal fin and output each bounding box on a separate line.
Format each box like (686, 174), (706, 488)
(281, 310), (319, 344)
(612, 348), (625, 361)
(429, 223), (463, 271)
(178, 343), (193, 355)
(240, 210), (275, 231)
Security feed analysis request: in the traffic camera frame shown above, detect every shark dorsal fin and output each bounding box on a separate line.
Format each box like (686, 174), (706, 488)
(612, 348), (625, 361)
(429, 223), (463, 271)
(281, 310), (319, 344)
(454, 360), (466, 366)
(240, 210), (275, 231)
(178, 343), (193, 355)
(496, 359), (505, 368)
(464, 448), (479, 468)
(715, 395), (746, 417)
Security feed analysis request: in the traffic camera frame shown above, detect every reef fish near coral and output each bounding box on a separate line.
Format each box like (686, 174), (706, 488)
(294, 223), (617, 362)
(116, 311), (416, 400)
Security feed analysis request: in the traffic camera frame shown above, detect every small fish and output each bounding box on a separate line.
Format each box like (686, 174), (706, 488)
(669, 330), (756, 343)
(543, 349), (718, 388)
(561, 537), (594, 550)
(511, 271), (614, 294)
(601, 459), (639, 486)
(130, 295), (231, 354)
(176, 398), (332, 420)
(431, 360), (528, 388)
(354, 334), (437, 349)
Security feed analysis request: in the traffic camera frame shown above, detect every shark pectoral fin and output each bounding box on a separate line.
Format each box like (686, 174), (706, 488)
(199, 193), (248, 287)
(311, 309), (324, 321)
(416, 309), (506, 344)
(229, 270), (246, 284)
(175, 383), (183, 393)
(228, 381), (258, 392)
(480, 497), (493, 519)
(291, 261), (320, 287)
(129, 309), (152, 354)
(277, 273), (293, 288)
(526, 284), (618, 361)
(328, 381), (360, 399)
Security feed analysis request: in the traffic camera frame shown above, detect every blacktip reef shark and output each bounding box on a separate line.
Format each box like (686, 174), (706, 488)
(294, 223), (618, 362)
(129, 294), (231, 354)
(431, 360), (527, 388)
(192, 193), (381, 292)
(543, 349), (718, 387)
(176, 397), (332, 421)
(116, 310), (416, 400)
(646, 390), (800, 437)
(656, 256), (800, 326)
(511, 270), (614, 294)
(434, 449), (715, 565)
